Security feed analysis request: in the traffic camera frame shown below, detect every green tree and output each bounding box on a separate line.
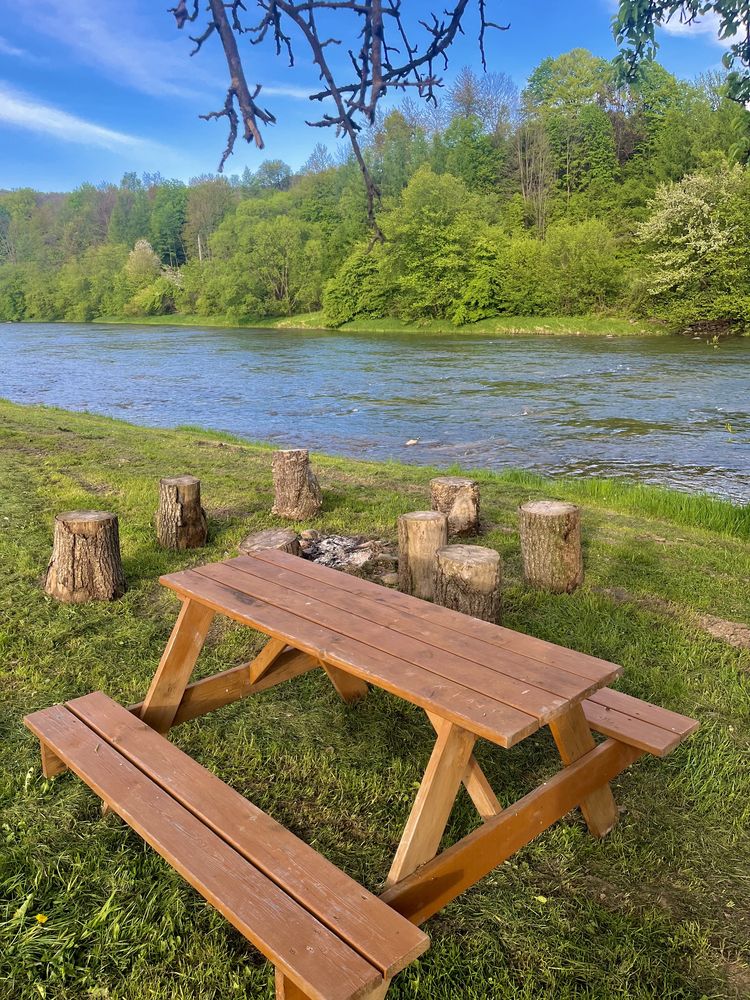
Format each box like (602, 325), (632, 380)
(149, 182), (188, 265)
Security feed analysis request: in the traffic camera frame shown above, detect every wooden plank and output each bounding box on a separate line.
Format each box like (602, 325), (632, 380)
(386, 718), (476, 887)
(588, 688), (699, 738)
(130, 648), (320, 727)
(222, 556), (609, 704)
(462, 756), (502, 820)
(158, 568), (538, 748)
(140, 599), (214, 733)
(40, 740), (67, 778)
(194, 562), (569, 725)
(247, 550), (620, 683)
(277, 974), (389, 1000)
(248, 637), (289, 683)
(321, 663), (370, 704)
(380, 738), (643, 926)
(583, 700), (684, 757)
(23, 704), (383, 1000)
(548, 703), (619, 839)
(67, 692), (429, 979)
(426, 712), (501, 821)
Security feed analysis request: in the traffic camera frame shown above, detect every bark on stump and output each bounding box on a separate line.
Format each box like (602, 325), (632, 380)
(238, 528), (301, 557)
(44, 511), (126, 603)
(435, 545), (502, 623)
(156, 475), (207, 550)
(398, 511), (448, 600)
(519, 500), (583, 593)
(430, 476), (480, 535)
(271, 449), (322, 520)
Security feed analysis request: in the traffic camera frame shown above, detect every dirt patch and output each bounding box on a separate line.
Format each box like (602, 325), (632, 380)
(600, 587), (750, 650)
(696, 615), (750, 650)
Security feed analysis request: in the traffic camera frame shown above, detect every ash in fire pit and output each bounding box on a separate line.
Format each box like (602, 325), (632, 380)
(299, 530), (398, 585)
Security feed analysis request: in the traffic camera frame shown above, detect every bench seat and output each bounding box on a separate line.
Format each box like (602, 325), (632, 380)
(583, 688), (698, 757)
(24, 692), (429, 1000)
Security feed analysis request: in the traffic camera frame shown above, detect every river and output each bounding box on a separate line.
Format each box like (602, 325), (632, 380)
(2, 322), (748, 501)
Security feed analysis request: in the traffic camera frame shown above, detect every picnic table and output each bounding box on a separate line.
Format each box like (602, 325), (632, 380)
(26, 549), (698, 999)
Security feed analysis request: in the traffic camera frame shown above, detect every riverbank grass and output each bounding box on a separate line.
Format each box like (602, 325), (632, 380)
(96, 312), (665, 337)
(1, 400), (748, 999)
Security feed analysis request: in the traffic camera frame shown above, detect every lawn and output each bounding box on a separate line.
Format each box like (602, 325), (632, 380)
(0, 399), (748, 1000)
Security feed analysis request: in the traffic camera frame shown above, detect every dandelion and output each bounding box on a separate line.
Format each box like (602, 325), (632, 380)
(35, 914), (48, 924)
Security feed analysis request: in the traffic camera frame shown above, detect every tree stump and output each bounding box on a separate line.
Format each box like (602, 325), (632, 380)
(271, 449), (322, 520)
(430, 476), (480, 535)
(397, 511), (448, 600)
(435, 545), (502, 623)
(156, 475), (207, 550)
(519, 500), (583, 593)
(44, 511), (126, 603)
(238, 527), (301, 557)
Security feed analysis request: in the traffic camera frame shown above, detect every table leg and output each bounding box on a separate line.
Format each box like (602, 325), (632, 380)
(427, 712), (501, 820)
(386, 716), (476, 887)
(548, 702), (619, 838)
(140, 599), (214, 733)
(321, 661), (369, 704)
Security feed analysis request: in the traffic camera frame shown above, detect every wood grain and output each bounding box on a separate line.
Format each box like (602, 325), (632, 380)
(549, 703), (619, 838)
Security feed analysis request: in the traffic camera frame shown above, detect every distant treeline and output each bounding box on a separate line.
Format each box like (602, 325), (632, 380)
(2, 50), (749, 333)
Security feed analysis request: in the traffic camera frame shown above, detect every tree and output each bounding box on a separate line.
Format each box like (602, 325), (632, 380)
(637, 161), (750, 330)
(108, 173), (151, 246)
(170, 0), (506, 235)
(184, 177), (235, 259)
(515, 121), (554, 234)
(149, 182), (188, 265)
(614, 1), (750, 104)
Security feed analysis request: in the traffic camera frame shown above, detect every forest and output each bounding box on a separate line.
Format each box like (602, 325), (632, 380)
(2, 48), (749, 334)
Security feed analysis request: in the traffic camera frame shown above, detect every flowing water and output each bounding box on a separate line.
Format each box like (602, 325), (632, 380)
(2, 322), (748, 501)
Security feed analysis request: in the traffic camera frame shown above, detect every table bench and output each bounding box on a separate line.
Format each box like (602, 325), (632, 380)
(25, 549), (698, 995)
(25, 691), (428, 1000)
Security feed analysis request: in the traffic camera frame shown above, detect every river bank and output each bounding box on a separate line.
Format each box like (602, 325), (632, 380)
(97, 311), (667, 337)
(1, 400), (748, 999)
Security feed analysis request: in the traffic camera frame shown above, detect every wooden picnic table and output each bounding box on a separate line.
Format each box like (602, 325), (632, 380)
(27, 548), (698, 998)
(136, 549), (696, 922)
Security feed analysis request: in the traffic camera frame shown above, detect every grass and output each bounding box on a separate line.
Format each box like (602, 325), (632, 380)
(0, 399), (748, 1000)
(95, 312), (665, 337)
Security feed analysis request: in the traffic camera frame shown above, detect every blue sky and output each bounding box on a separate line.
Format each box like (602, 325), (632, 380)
(0, 0), (733, 191)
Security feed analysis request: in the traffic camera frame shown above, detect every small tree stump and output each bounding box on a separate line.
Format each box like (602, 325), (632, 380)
(45, 511), (126, 603)
(519, 500), (583, 593)
(238, 528), (301, 557)
(272, 449), (322, 520)
(435, 545), (502, 623)
(398, 511), (448, 600)
(430, 476), (480, 535)
(156, 475), (207, 550)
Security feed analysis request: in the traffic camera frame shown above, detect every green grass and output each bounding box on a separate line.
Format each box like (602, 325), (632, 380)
(0, 400), (748, 1000)
(94, 312), (665, 337)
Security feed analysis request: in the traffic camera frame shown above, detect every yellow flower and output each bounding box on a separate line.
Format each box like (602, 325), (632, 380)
(35, 914), (48, 924)
(534, 895), (548, 904)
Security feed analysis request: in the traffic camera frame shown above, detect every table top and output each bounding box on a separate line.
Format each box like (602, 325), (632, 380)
(160, 550), (622, 748)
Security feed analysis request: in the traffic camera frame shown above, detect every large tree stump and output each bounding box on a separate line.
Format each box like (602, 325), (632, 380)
(156, 475), (207, 550)
(435, 545), (502, 623)
(271, 449), (322, 520)
(519, 500), (583, 593)
(238, 527), (301, 557)
(430, 476), (480, 535)
(398, 511), (448, 600)
(44, 511), (126, 603)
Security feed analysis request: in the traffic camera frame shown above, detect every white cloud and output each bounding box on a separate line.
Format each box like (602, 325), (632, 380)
(659, 10), (731, 47)
(0, 82), (164, 151)
(16, 0), (315, 104)
(0, 34), (32, 58)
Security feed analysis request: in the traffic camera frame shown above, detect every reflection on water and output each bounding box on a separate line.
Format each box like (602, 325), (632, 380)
(2, 322), (748, 501)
